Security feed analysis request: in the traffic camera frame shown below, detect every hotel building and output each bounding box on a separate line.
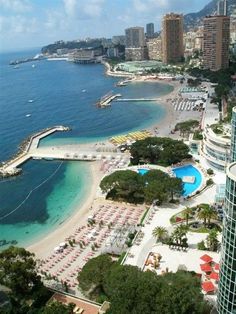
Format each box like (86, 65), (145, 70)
(125, 27), (146, 61)
(146, 38), (162, 61)
(162, 13), (184, 64)
(217, 107), (236, 313)
(217, 161), (236, 313)
(146, 23), (155, 38)
(203, 15), (230, 71)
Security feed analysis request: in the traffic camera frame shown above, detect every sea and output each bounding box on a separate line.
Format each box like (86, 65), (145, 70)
(0, 48), (173, 249)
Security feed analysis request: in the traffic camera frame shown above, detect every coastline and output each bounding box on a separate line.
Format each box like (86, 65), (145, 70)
(28, 63), (200, 258)
(27, 161), (103, 258)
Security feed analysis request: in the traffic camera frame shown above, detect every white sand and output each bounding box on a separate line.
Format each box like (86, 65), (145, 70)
(27, 162), (103, 259)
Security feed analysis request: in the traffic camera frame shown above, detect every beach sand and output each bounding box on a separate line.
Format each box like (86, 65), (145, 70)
(27, 161), (103, 259)
(28, 68), (201, 259)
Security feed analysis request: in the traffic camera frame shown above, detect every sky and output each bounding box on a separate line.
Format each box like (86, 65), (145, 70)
(0, 0), (211, 52)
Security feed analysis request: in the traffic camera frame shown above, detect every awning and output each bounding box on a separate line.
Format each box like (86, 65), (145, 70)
(201, 281), (215, 293)
(200, 263), (212, 272)
(200, 254), (213, 263)
(210, 272), (219, 281)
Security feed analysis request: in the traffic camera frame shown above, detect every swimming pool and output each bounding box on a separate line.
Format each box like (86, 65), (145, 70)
(138, 168), (149, 176)
(172, 164), (202, 196)
(137, 165), (202, 196)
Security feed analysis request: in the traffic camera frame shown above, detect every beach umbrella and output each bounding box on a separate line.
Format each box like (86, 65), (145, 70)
(200, 254), (213, 263)
(201, 281), (215, 293)
(200, 263), (212, 273)
(210, 272), (219, 281)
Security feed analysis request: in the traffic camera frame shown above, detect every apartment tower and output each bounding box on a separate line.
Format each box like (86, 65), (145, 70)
(217, 107), (236, 314)
(125, 27), (146, 61)
(203, 16), (230, 71)
(146, 23), (155, 38)
(162, 13), (184, 64)
(217, 0), (228, 16)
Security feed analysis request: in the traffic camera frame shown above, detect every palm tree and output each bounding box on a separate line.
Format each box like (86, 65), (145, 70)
(152, 226), (168, 243)
(197, 204), (217, 227)
(171, 224), (189, 247)
(182, 207), (193, 226)
(206, 229), (219, 252)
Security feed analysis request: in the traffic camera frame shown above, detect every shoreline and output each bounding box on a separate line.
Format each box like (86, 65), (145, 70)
(27, 161), (103, 258)
(26, 63), (200, 258)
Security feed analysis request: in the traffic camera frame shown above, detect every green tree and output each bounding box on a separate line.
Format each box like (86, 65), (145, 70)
(182, 207), (193, 226)
(40, 300), (74, 314)
(197, 204), (217, 227)
(130, 137), (190, 166)
(152, 226), (168, 243)
(171, 225), (189, 247)
(78, 254), (113, 296)
(206, 229), (219, 252)
(0, 246), (41, 299)
(166, 177), (183, 201)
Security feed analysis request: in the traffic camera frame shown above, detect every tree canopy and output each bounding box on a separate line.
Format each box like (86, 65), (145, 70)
(99, 169), (183, 204)
(130, 137), (190, 166)
(78, 254), (211, 314)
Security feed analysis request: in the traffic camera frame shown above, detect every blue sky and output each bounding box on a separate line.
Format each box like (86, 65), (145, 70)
(0, 0), (211, 52)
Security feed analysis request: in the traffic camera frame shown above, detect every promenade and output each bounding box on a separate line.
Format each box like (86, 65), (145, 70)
(0, 126), (125, 177)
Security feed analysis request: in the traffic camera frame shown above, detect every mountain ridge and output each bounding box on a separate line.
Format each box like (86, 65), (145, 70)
(184, 0), (236, 30)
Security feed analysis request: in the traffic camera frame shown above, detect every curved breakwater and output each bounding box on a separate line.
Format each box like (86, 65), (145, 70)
(0, 49), (173, 249)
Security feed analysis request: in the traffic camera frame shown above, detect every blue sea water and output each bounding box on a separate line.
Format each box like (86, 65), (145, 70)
(0, 49), (173, 249)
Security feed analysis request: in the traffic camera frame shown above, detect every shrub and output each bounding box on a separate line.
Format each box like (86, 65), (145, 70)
(206, 179), (214, 186)
(207, 168), (214, 175)
(197, 240), (206, 250)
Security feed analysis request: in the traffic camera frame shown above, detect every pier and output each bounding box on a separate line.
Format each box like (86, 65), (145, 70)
(114, 98), (161, 102)
(0, 126), (70, 177)
(96, 93), (121, 108)
(0, 126), (128, 178)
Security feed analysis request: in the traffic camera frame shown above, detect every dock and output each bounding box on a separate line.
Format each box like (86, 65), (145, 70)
(96, 93), (121, 108)
(0, 126), (129, 178)
(0, 126), (70, 177)
(114, 98), (161, 102)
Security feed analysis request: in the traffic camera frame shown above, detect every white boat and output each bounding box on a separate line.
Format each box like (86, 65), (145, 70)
(28, 99), (34, 103)
(82, 89), (86, 93)
(14, 65), (19, 69)
(32, 64), (35, 68)
(25, 114), (31, 117)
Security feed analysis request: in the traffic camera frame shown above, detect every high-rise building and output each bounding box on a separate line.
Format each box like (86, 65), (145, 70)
(146, 23), (154, 38)
(162, 13), (184, 64)
(125, 27), (145, 48)
(203, 16), (230, 71)
(217, 106), (236, 314)
(146, 38), (162, 60)
(217, 0), (228, 16)
(125, 27), (146, 61)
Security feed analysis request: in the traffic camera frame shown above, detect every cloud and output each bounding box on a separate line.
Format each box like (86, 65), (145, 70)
(0, 0), (32, 13)
(132, 0), (169, 12)
(63, 0), (105, 19)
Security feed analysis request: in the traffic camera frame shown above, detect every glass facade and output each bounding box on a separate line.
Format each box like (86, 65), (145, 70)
(230, 108), (236, 162)
(217, 165), (236, 314)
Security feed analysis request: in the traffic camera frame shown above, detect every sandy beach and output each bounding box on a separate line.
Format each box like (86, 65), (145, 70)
(28, 65), (201, 259)
(28, 161), (103, 258)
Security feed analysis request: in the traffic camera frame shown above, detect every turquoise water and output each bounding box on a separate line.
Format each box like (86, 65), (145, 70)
(137, 165), (202, 196)
(137, 168), (149, 176)
(172, 165), (202, 196)
(0, 49), (173, 249)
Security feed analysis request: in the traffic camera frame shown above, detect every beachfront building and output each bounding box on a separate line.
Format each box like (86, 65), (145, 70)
(203, 15), (230, 71)
(125, 27), (146, 61)
(146, 38), (162, 61)
(230, 107), (236, 162)
(202, 125), (231, 171)
(162, 13), (184, 64)
(217, 162), (236, 313)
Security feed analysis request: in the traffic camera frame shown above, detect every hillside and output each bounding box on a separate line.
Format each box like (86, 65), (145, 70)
(184, 0), (236, 30)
